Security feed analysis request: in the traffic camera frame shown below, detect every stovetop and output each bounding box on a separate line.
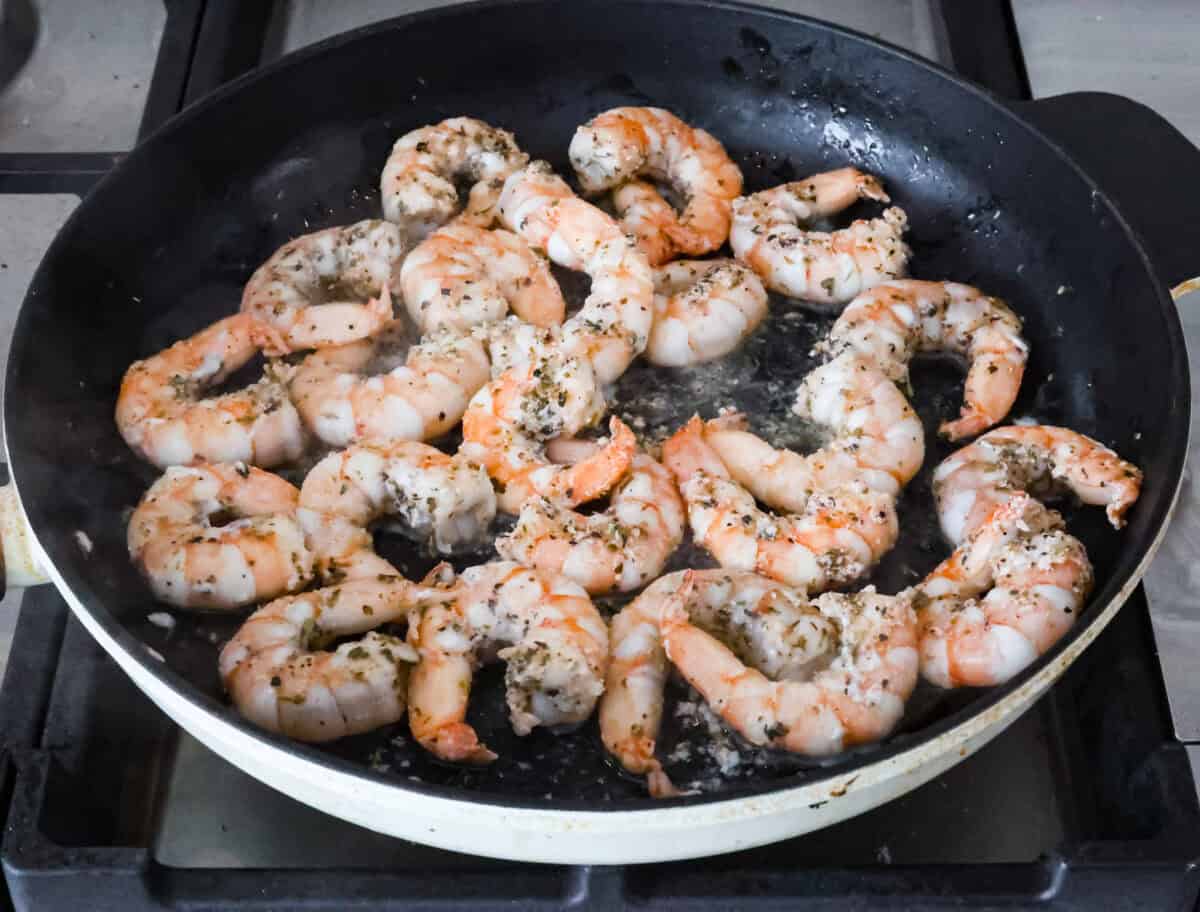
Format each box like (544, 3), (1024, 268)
(1, 2), (1199, 910)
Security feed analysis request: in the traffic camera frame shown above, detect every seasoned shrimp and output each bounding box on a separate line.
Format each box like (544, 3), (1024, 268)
(825, 280), (1028, 439)
(933, 425), (1143, 544)
(381, 117), (528, 237)
(569, 107), (743, 263)
(499, 161), (653, 383)
(241, 220), (406, 356)
(646, 259), (768, 367)
(917, 493), (1093, 688)
(461, 348), (636, 513)
(297, 440), (487, 583)
(664, 417), (898, 591)
(697, 354), (924, 511)
(731, 167), (911, 307)
(289, 322), (490, 448)
(793, 353), (926, 493)
(128, 463), (311, 610)
(601, 569), (836, 795)
(116, 314), (304, 469)
(399, 222), (565, 334)
(497, 452), (685, 594)
(699, 357), (922, 514)
(661, 571), (919, 755)
(408, 561), (608, 763)
(299, 440), (495, 561)
(612, 181), (680, 267)
(219, 576), (432, 741)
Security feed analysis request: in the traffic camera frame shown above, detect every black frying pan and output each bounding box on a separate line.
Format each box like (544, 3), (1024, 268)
(3, 0), (1189, 862)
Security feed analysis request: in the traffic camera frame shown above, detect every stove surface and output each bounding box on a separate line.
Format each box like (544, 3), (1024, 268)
(0, 0), (164, 153)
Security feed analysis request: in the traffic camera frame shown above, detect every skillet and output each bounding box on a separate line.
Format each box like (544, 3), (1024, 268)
(2, 0), (1189, 862)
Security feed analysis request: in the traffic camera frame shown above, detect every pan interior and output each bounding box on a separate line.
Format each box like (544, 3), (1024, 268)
(7, 1), (1183, 807)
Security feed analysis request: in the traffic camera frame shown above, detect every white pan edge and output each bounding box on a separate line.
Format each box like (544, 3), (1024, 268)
(25, 470), (1179, 864)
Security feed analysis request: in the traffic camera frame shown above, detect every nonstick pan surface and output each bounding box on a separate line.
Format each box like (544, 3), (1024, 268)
(4, 0), (1187, 859)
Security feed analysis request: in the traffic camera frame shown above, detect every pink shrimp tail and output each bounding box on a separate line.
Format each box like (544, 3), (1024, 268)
(421, 722), (498, 765)
(662, 417), (729, 484)
(657, 570), (696, 636)
(248, 316), (292, 358)
(366, 284), (395, 324)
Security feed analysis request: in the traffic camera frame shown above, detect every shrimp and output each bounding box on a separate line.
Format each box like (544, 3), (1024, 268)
(663, 417), (899, 591)
(933, 425), (1143, 545)
(917, 492), (1093, 688)
(381, 117), (529, 237)
(241, 220), (406, 356)
(460, 348), (637, 513)
(116, 314), (305, 469)
(128, 463), (312, 611)
(569, 107), (743, 263)
(298, 440), (495, 571)
(398, 222), (565, 334)
(497, 453), (685, 594)
(407, 561), (609, 763)
(731, 167), (911, 307)
(661, 571), (919, 755)
(694, 353), (923, 514)
(695, 356), (922, 516)
(289, 322), (490, 448)
(498, 160), (653, 383)
(645, 259), (769, 367)
(600, 569), (837, 795)
(218, 575), (434, 742)
(612, 181), (679, 268)
(792, 353), (926, 494)
(824, 280), (1028, 439)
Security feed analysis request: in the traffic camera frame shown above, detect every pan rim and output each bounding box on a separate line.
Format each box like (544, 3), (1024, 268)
(6, 0), (1189, 817)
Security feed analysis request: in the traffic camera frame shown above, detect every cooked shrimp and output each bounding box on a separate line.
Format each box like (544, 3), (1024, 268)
(219, 575), (433, 741)
(793, 353), (926, 494)
(664, 417), (898, 591)
(381, 117), (528, 237)
(461, 349), (636, 513)
(933, 425), (1143, 544)
(116, 314), (304, 469)
(241, 220), (406, 356)
(289, 322), (490, 448)
(499, 160), (653, 383)
(128, 463), (311, 610)
(299, 440), (495, 560)
(645, 259), (768, 367)
(569, 107), (743, 263)
(696, 355), (923, 511)
(661, 571), (919, 755)
(478, 316), (560, 375)
(731, 167), (910, 307)
(407, 561), (608, 763)
(612, 181), (679, 267)
(398, 222), (565, 334)
(601, 569), (836, 795)
(917, 492), (1093, 688)
(497, 452), (684, 594)
(825, 280), (1028, 439)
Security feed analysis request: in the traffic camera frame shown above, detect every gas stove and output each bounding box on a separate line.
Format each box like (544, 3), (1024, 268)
(0, 2), (1198, 910)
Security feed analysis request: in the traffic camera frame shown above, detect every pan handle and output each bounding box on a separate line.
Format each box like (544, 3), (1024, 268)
(0, 483), (50, 595)
(1016, 92), (1200, 291)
